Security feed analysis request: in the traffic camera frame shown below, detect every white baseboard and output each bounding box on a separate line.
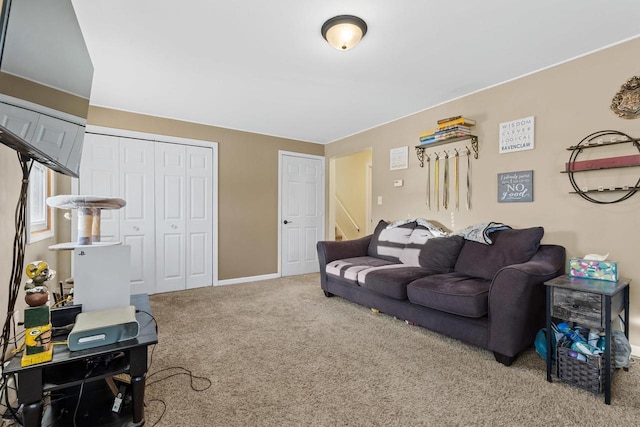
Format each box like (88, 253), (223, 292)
(631, 344), (640, 358)
(217, 273), (280, 286)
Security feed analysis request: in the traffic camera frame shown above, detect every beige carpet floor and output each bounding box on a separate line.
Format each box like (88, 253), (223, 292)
(145, 273), (640, 426)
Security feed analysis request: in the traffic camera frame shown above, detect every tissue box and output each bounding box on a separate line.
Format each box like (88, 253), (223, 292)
(569, 258), (618, 282)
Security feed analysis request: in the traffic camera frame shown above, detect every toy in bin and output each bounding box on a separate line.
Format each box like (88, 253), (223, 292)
(21, 261), (55, 366)
(569, 252), (618, 282)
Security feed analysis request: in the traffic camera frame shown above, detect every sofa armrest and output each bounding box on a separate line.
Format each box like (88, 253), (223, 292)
(316, 236), (372, 290)
(487, 244), (566, 357)
(316, 235), (372, 266)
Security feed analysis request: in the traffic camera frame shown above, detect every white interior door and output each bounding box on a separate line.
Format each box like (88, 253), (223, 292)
(155, 143), (187, 293)
(281, 153), (324, 276)
(120, 138), (156, 295)
(186, 146), (213, 289)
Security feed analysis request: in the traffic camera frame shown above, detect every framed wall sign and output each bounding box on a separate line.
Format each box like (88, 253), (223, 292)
(499, 116), (535, 153)
(390, 146), (409, 170)
(497, 170), (533, 203)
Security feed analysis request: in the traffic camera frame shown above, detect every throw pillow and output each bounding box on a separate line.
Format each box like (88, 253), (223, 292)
(454, 227), (544, 280)
(417, 235), (465, 273)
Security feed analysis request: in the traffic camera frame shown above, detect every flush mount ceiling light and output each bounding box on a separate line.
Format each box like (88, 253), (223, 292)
(321, 15), (367, 51)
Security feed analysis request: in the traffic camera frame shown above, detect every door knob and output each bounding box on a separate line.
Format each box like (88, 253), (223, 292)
(133, 226), (140, 231)
(283, 220), (293, 224)
(171, 224), (178, 229)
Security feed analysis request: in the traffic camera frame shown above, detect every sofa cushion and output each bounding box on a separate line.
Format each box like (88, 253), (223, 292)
(367, 220), (416, 262)
(407, 272), (492, 318)
(358, 265), (433, 300)
(454, 227), (544, 280)
(417, 235), (465, 272)
(398, 227), (434, 266)
(326, 256), (396, 284)
(399, 231), (464, 271)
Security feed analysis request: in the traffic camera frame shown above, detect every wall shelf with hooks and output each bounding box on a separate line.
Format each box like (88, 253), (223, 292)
(415, 135), (478, 167)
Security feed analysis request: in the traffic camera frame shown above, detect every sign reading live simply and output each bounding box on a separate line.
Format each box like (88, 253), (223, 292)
(497, 170), (533, 203)
(499, 116), (535, 153)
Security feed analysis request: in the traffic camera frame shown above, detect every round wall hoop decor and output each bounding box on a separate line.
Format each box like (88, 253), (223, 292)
(566, 130), (640, 204)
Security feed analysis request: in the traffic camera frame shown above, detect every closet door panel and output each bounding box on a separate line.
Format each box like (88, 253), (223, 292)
(155, 143), (186, 293)
(120, 138), (156, 294)
(186, 146), (213, 289)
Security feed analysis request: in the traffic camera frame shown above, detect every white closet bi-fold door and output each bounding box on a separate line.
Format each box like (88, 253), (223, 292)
(79, 133), (214, 295)
(154, 143), (214, 293)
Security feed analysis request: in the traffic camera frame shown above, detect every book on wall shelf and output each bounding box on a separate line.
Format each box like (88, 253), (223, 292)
(419, 129), (436, 139)
(418, 115), (477, 145)
(437, 117), (476, 128)
(419, 124), (473, 144)
(436, 115), (462, 124)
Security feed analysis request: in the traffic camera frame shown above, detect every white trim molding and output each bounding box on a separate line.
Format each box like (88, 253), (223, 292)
(217, 273), (280, 286)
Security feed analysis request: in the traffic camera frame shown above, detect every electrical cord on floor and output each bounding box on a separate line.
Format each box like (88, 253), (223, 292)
(146, 366), (212, 391)
(144, 366), (212, 427)
(143, 340), (212, 427)
(144, 399), (167, 427)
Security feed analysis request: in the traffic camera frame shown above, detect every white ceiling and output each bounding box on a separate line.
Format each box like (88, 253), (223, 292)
(71, 0), (640, 144)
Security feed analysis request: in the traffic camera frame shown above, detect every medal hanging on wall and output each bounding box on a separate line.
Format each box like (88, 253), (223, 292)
(416, 145), (473, 211)
(443, 151), (450, 210)
(466, 146), (472, 210)
(425, 154), (431, 209)
(434, 153), (440, 212)
(454, 149), (460, 210)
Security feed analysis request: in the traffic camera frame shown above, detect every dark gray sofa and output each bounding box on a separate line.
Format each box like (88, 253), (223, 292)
(316, 220), (566, 365)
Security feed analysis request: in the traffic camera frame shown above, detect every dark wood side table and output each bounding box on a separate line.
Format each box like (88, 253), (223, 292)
(544, 274), (630, 404)
(4, 294), (158, 427)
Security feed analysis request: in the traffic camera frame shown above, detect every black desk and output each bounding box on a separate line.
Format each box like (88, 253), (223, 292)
(5, 294), (158, 427)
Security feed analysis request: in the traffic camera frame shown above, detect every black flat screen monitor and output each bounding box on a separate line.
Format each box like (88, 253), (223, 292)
(0, 0), (93, 177)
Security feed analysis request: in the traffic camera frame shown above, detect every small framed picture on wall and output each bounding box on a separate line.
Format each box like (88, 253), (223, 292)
(497, 170), (533, 203)
(390, 146), (408, 170)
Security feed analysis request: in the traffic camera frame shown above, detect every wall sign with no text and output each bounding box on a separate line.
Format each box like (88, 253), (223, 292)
(499, 116), (535, 153)
(497, 170), (533, 203)
(390, 146), (409, 170)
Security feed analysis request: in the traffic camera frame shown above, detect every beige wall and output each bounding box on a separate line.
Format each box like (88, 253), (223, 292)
(335, 149), (371, 239)
(325, 37), (640, 346)
(85, 107), (324, 280)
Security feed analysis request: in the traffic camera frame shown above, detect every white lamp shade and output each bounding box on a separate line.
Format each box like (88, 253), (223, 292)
(322, 15), (367, 51)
